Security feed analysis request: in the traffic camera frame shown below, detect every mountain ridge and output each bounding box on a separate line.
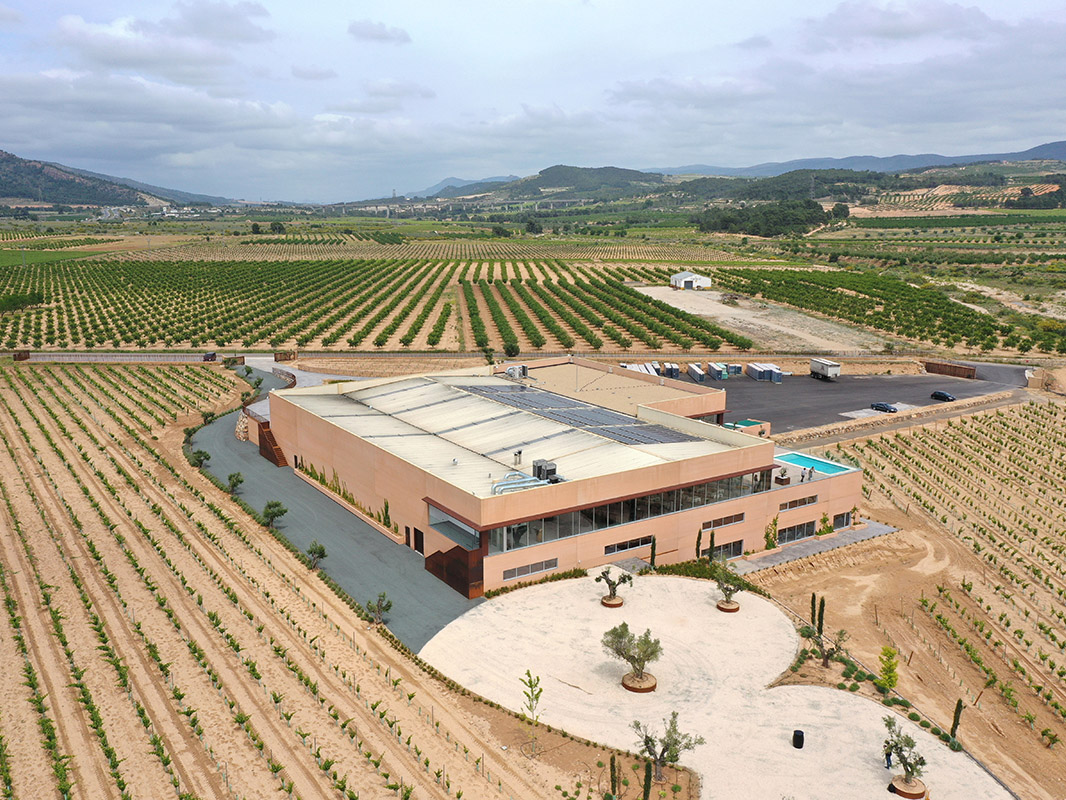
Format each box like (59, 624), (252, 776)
(643, 140), (1066, 177)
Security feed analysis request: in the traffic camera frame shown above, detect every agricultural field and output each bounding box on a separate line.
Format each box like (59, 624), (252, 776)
(838, 403), (1066, 794)
(877, 184), (1061, 211)
(0, 258), (756, 353)
(0, 361), (587, 800)
(103, 237), (747, 264)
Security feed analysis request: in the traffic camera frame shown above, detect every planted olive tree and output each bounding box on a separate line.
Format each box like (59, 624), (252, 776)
(602, 622), (661, 688)
(595, 567), (633, 603)
(367, 591), (392, 625)
(632, 712), (705, 782)
(306, 540), (327, 570)
(883, 716), (926, 785)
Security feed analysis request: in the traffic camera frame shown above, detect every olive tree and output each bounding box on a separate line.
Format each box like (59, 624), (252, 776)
(602, 623), (661, 681)
(632, 712), (705, 782)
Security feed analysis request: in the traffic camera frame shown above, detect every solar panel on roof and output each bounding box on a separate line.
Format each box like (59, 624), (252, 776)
(449, 381), (702, 445)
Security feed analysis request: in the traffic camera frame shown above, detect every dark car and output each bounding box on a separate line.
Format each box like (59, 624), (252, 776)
(871, 402), (897, 413)
(931, 390), (956, 402)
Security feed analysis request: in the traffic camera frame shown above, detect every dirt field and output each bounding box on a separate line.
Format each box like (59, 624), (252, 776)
(636, 286), (891, 352)
(0, 362), (626, 800)
(754, 404), (1066, 800)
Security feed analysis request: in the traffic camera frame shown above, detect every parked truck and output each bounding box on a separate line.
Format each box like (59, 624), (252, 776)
(809, 358), (841, 381)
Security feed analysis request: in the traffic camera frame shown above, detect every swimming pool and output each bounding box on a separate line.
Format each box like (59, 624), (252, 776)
(776, 452), (852, 475)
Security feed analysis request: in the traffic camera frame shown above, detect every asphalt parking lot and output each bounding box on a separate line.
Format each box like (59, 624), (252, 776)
(719, 367), (1028, 433)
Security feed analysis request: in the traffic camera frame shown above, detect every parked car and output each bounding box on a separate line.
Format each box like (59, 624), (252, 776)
(930, 390), (956, 402)
(871, 402), (897, 413)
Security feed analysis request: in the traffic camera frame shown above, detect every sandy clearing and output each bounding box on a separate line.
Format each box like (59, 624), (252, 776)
(636, 286), (890, 352)
(420, 573), (1012, 800)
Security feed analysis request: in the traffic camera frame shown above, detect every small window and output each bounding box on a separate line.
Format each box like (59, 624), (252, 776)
(702, 512), (744, 530)
(780, 495), (818, 512)
(502, 558), (559, 581)
(604, 535), (653, 556)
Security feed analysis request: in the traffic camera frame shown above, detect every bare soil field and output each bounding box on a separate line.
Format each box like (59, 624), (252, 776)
(636, 286), (891, 352)
(754, 400), (1066, 800)
(0, 362), (628, 799)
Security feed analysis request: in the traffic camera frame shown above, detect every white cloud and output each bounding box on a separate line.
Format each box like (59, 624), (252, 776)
(291, 65), (337, 81)
(0, 4), (21, 25)
(364, 79), (435, 99)
(144, 0), (274, 43)
(347, 19), (411, 44)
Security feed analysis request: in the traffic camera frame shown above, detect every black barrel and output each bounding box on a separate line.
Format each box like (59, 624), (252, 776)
(792, 729), (804, 749)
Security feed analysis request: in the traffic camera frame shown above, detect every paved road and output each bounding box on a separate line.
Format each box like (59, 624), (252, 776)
(721, 372), (1016, 433)
(193, 375), (480, 650)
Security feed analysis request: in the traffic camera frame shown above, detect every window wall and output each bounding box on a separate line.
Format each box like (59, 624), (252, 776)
(487, 468), (772, 554)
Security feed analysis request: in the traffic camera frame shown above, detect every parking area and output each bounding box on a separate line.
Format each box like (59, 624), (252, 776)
(720, 370), (1024, 433)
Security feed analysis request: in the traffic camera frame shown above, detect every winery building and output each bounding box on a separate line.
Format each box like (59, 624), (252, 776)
(266, 357), (862, 598)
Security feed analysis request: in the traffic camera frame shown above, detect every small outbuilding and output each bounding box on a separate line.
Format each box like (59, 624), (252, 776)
(670, 270), (713, 290)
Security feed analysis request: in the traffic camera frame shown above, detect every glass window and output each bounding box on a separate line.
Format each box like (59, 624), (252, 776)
(489, 527), (504, 553)
(833, 512), (851, 529)
(753, 470), (771, 494)
(577, 507), (595, 535)
(507, 522), (528, 550)
(557, 511), (575, 539)
(594, 503), (610, 530)
(606, 502), (623, 527)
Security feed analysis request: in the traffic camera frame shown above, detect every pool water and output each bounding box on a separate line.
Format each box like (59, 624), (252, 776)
(776, 452), (852, 475)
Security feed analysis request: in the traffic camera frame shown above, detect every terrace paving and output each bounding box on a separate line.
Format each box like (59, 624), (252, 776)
(419, 573), (1014, 800)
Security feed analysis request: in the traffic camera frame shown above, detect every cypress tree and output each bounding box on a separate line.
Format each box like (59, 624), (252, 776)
(610, 754), (618, 798)
(642, 761), (653, 800)
(951, 698), (964, 738)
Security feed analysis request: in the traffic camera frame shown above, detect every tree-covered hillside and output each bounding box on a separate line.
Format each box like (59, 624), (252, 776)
(0, 150), (146, 206)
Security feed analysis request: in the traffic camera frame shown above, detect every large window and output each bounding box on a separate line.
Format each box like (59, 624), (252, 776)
(704, 539), (743, 560)
(486, 468), (773, 553)
(779, 520), (816, 545)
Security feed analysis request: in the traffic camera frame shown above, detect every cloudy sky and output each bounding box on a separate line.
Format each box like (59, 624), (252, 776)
(1, 0), (1064, 202)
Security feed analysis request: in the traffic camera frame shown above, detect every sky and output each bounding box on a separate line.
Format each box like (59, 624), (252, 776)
(1, 0), (1065, 202)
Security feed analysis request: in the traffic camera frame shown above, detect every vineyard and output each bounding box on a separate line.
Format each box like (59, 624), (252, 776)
(99, 237), (747, 263)
(839, 402), (1066, 756)
(0, 258), (755, 351)
(877, 184), (1061, 211)
(0, 362), (574, 799)
(713, 267), (1059, 353)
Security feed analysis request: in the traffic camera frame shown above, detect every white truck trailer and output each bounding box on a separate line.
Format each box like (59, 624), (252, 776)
(810, 358), (841, 381)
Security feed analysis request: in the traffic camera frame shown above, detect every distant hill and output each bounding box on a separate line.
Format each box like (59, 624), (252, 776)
(50, 164), (234, 205)
(646, 141), (1066, 178)
(411, 175), (518, 198)
(0, 150), (147, 206)
(435, 165), (664, 200)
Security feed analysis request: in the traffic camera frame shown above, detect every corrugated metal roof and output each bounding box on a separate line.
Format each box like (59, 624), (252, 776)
(281, 374), (744, 498)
